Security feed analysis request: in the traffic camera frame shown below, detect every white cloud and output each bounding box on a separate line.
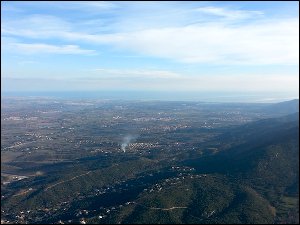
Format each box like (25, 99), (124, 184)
(179, 74), (299, 92)
(1, 6), (299, 65)
(2, 15), (72, 38)
(195, 6), (264, 20)
(3, 16), (298, 65)
(80, 70), (299, 93)
(92, 68), (182, 79)
(98, 19), (299, 65)
(76, 1), (116, 9)
(4, 70), (298, 93)
(8, 42), (96, 55)
(18, 60), (37, 65)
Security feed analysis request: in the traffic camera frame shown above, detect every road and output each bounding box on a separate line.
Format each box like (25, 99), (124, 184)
(44, 171), (92, 191)
(135, 203), (187, 211)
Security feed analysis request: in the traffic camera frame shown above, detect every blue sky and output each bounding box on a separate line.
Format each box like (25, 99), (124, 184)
(1, 1), (299, 98)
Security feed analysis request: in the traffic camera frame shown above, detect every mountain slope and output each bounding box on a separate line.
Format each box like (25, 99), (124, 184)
(261, 99), (299, 116)
(95, 175), (275, 224)
(184, 113), (299, 223)
(90, 113), (299, 224)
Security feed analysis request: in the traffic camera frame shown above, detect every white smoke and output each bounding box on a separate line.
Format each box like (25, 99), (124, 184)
(121, 135), (138, 152)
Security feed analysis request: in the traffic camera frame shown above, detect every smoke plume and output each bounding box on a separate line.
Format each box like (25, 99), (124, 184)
(121, 135), (138, 152)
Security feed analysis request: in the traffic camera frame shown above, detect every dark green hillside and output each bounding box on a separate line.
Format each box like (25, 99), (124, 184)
(214, 112), (299, 151)
(184, 113), (299, 223)
(1, 157), (160, 212)
(93, 176), (274, 224)
(261, 99), (299, 116)
(185, 113), (298, 171)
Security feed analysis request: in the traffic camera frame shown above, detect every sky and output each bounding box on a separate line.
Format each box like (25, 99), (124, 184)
(1, 1), (299, 100)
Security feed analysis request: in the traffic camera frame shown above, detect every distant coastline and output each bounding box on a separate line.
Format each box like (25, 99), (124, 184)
(1, 91), (298, 103)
